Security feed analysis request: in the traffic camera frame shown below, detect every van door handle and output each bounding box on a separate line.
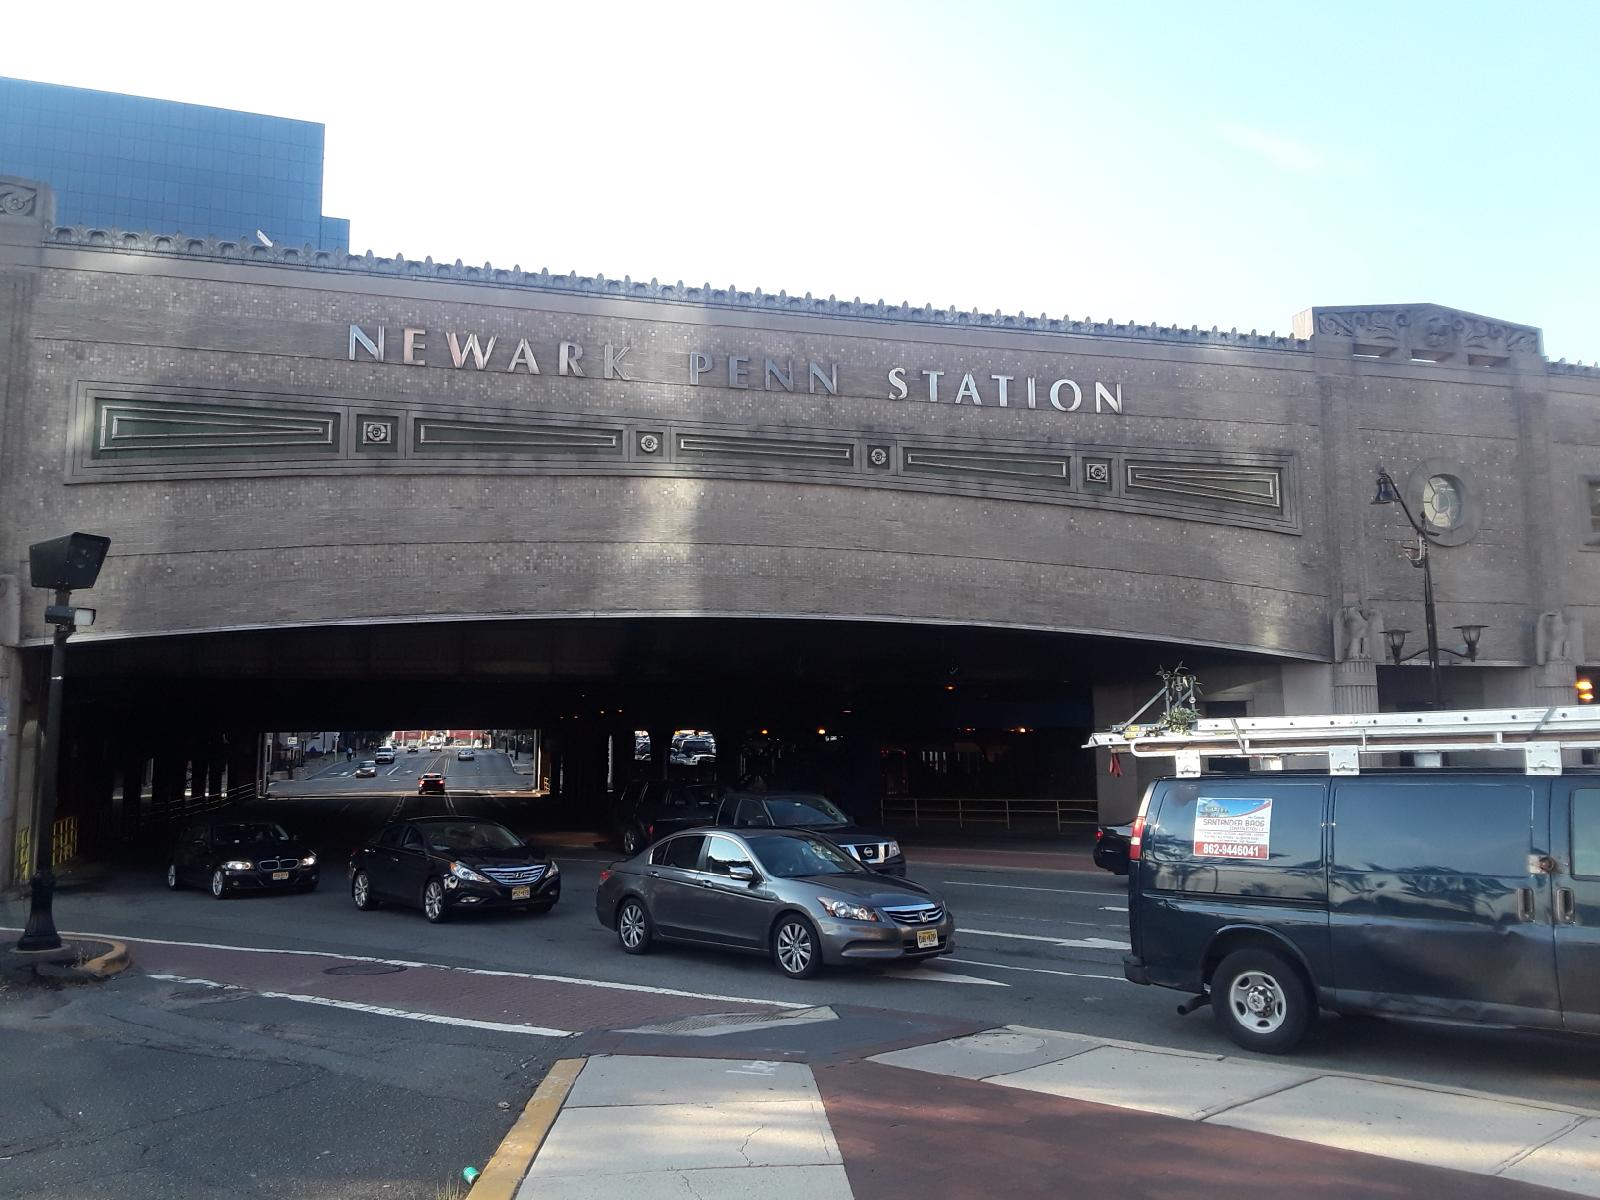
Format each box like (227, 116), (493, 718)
(1558, 887), (1577, 924)
(1517, 888), (1536, 922)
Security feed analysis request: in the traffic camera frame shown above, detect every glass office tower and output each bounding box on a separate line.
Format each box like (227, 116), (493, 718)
(0, 76), (349, 251)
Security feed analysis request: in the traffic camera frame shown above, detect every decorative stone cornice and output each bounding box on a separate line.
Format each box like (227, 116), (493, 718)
(1294, 303), (1544, 364)
(1549, 360), (1600, 377)
(42, 224), (1310, 351)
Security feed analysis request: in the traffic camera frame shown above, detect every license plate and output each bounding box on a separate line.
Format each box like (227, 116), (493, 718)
(511, 886), (531, 900)
(916, 928), (939, 949)
(272, 871), (290, 881)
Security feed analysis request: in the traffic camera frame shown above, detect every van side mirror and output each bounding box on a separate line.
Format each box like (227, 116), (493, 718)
(729, 863), (757, 883)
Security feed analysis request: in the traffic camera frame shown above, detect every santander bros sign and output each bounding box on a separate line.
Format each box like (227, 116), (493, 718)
(347, 324), (1126, 415)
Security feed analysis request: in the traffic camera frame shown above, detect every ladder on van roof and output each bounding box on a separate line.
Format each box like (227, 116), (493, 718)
(1084, 706), (1600, 777)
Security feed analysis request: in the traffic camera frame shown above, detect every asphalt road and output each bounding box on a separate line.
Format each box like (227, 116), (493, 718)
(5, 749), (1600, 1197)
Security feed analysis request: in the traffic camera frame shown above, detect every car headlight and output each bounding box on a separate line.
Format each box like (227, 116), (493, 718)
(885, 841), (902, 858)
(222, 860), (253, 871)
(819, 897), (878, 922)
(300, 854), (317, 867)
(546, 861), (560, 878)
(449, 861), (490, 883)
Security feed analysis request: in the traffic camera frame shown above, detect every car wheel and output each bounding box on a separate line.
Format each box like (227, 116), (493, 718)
(1211, 948), (1315, 1054)
(422, 878), (449, 923)
(210, 869), (229, 900)
(621, 827), (642, 856)
(165, 864), (181, 891)
(352, 870), (379, 910)
(772, 914), (822, 979)
(616, 897), (652, 954)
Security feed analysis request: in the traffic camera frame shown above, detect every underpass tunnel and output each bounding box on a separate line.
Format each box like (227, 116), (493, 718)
(6, 615), (1292, 882)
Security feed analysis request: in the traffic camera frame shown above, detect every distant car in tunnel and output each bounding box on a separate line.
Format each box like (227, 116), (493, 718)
(610, 780), (720, 856)
(418, 773), (447, 795)
(596, 829), (952, 979)
(456, 748), (476, 761)
(1093, 822), (1133, 876)
(713, 792), (907, 876)
(349, 817), (561, 922)
(166, 818), (319, 899)
(354, 761), (378, 778)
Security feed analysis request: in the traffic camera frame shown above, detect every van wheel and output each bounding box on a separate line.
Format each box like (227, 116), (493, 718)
(621, 827), (643, 856)
(1211, 948), (1313, 1053)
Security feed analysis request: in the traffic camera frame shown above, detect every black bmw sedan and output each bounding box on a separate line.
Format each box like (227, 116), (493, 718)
(348, 817), (560, 922)
(166, 818), (319, 899)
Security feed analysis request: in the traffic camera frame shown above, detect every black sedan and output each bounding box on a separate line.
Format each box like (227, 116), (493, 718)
(715, 792), (907, 876)
(349, 817), (560, 922)
(166, 818), (319, 899)
(596, 828), (953, 979)
(1093, 822), (1133, 876)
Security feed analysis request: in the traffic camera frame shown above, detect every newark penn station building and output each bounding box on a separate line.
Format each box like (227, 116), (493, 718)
(2, 169), (1598, 883)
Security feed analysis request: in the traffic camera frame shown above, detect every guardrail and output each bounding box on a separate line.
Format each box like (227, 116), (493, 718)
(879, 797), (1099, 832)
(144, 781), (258, 827)
(13, 815), (79, 882)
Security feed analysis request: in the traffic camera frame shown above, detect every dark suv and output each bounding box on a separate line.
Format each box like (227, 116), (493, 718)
(1123, 770), (1600, 1053)
(714, 791), (906, 876)
(611, 780), (720, 855)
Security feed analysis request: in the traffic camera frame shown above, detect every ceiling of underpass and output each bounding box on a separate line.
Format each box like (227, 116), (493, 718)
(39, 617), (1287, 735)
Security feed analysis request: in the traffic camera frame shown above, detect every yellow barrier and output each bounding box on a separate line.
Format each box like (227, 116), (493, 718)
(12, 815), (79, 882)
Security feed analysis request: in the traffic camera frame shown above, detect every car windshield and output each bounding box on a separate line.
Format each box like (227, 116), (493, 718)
(360, 761), (376, 768)
(761, 795), (850, 827)
(746, 833), (865, 877)
(420, 822), (523, 853)
(214, 822), (290, 845)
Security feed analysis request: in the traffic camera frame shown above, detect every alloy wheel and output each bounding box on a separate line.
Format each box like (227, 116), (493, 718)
(166, 864), (178, 890)
(210, 869), (226, 899)
(423, 880), (445, 922)
(619, 902), (646, 949)
(776, 920), (813, 976)
(352, 872), (370, 909)
(622, 828), (641, 855)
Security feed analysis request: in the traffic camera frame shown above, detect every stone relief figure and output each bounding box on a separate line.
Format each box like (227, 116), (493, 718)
(1536, 609), (1571, 665)
(1334, 604), (1379, 662)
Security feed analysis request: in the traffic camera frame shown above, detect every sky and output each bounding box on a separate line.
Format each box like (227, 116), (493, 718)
(2, 0), (1597, 359)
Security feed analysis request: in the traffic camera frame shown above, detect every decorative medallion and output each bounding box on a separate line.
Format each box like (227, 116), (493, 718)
(638, 432), (662, 455)
(1085, 459), (1112, 485)
(361, 420), (393, 446)
(868, 445), (891, 469)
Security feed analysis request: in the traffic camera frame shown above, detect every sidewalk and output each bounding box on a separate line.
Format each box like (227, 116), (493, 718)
(483, 1029), (1599, 1200)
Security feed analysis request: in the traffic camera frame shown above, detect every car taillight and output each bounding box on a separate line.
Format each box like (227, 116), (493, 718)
(598, 869), (612, 884)
(647, 824), (654, 838)
(1128, 814), (1145, 861)
(1095, 828), (1104, 843)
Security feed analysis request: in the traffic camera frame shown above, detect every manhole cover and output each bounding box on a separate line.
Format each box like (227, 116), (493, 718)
(323, 963), (407, 977)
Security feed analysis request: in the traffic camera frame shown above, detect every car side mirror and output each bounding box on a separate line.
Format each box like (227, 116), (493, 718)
(729, 863), (757, 883)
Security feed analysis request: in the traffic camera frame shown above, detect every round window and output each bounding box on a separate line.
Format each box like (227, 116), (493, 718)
(1422, 474), (1464, 532)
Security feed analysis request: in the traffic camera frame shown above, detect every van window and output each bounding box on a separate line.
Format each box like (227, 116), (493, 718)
(1574, 789), (1600, 878)
(1333, 781), (1532, 877)
(1145, 780), (1326, 899)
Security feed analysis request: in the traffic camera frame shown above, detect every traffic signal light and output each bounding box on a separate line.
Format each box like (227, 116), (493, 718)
(1579, 677), (1595, 704)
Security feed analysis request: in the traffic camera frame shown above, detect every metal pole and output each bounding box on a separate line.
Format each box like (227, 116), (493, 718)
(1421, 550), (1443, 711)
(17, 587), (71, 952)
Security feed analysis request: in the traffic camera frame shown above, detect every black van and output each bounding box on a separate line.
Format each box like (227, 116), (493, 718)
(1123, 770), (1600, 1053)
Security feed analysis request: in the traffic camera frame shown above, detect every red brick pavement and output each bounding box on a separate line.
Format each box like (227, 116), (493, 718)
(128, 938), (789, 1034)
(814, 1060), (1572, 1200)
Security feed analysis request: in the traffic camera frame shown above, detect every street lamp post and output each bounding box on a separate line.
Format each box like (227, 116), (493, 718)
(16, 533), (110, 954)
(1371, 469), (1484, 711)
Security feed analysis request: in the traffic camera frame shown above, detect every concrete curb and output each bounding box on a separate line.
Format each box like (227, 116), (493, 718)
(472, 1057), (586, 1200)
(77, 938), (132, 979)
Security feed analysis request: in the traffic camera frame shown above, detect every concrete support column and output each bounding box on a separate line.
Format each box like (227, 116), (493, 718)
(1332, 659), (1380, 714)
(0, 639), (24, 889)
(1533, 661), (1578, 709)
(151, 744), (186, 816)
(119, 751), (149, 838)
(649, 726), (673, 778)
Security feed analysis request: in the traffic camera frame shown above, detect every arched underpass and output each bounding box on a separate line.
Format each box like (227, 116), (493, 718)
(18, 615), (1292, 878)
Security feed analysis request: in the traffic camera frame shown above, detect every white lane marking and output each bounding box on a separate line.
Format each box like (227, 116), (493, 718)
(883, 966), (1008, 987)
(943, 957), (1127, 983)
(937, 880), (1124, 898)
(23, 929), (809, 1010)
(961, 928), (1131, 950)
(148, 973), (577, 1037)
(1100, 905), (1129, 913)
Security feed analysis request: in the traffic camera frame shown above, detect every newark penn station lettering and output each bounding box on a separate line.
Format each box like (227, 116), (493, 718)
(347, 324), (1127, 414)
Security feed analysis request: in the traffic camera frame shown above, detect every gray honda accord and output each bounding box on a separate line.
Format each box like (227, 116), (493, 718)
(594, 828), (955, 979)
